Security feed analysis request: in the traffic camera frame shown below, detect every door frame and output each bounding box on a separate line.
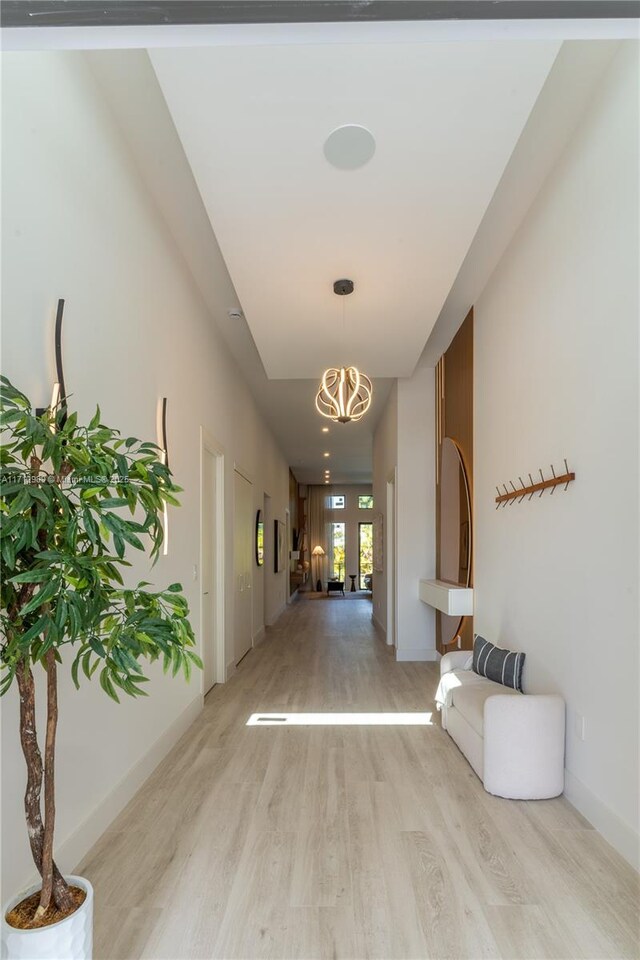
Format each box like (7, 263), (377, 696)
(200, 427), (226, 691)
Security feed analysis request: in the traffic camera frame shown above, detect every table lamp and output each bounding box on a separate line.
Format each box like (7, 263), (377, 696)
(311, 545), (325, 592)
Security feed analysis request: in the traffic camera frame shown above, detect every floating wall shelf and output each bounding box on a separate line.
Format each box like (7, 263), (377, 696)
(418, 579), (474, 617)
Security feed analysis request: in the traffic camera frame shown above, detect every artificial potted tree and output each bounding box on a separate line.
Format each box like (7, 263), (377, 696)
(0, 377), (200, 960)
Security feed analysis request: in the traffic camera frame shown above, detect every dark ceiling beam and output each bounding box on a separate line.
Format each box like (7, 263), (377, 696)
(2, 1), (639, 29)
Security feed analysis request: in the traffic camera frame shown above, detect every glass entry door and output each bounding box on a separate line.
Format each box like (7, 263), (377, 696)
(359, 522), (373, 589)
(331, 522), (345, 580)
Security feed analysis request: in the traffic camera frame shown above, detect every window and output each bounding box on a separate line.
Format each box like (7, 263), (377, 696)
(331, 522), (345, 580)
(329, 495), (345, 509)
(358, 495), (373, 510)
(359, 522), (373, 589)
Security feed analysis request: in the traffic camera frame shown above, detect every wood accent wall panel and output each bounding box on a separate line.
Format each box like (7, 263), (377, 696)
(436, 308), (474, 654)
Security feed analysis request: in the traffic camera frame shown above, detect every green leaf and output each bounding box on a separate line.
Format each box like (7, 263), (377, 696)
(89, 405), (101, 430)
(89, 636), (107, 658)
(21, 614), (50, 645)
(99, 667), (120, 702)
(19, 579), (59, 617)
(83, 507), (99, 545)
(9, 569), (52, 584)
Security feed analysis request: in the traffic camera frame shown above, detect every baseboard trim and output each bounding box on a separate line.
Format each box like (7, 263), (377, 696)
(395, 647), (439, 662)
(371, 613), (387, 641)
(266, 601), (286, 627)
(19, 693), (204, 895)
(226, 659), (237, 681)
(253, 625), (266, 647)
(564, 768), (639, 871)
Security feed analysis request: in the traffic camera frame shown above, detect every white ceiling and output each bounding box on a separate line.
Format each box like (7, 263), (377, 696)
(150, 40), (560, 380)
(85, 36), (613, 485)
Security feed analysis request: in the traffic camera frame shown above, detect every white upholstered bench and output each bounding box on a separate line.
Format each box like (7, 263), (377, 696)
(437, 650), (565, 800)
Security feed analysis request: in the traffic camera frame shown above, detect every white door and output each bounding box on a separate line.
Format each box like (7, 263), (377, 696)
(234, 470), (253, 664)
(201, 434), (224, 693)
(386, 473), (397, 647)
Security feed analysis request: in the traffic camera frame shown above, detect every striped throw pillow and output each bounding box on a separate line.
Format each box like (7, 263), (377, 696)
(472, 635), (525, 692)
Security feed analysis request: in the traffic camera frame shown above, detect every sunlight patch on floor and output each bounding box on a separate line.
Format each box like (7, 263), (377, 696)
(246, 712), (433, 726)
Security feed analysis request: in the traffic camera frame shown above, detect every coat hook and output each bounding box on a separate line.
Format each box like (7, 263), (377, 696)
(495, 459), (576, 507)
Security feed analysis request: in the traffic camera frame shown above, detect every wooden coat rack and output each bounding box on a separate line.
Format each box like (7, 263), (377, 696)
(496, 459), (575, 508)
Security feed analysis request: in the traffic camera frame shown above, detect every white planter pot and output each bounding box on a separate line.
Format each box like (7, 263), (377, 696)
(1, 876), (93, 960)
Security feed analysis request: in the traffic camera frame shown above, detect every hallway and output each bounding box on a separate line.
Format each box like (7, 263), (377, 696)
(80, 597), (638, 960)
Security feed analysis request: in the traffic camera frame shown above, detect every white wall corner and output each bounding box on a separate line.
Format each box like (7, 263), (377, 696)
(564, 768), (640, 872)
(371, 613), (387, 642)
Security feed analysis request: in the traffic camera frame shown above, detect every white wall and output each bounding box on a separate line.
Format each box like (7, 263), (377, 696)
(396, 365), (437, 661)
(1, 51), (289, 897)
(372, 369), (437, 660)
(372, 383), (397, 637)
(474, 44), (639, 867)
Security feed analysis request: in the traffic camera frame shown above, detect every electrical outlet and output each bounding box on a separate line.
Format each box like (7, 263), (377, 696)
(192, 564), (198, 581)
(574, 713), (586, 741)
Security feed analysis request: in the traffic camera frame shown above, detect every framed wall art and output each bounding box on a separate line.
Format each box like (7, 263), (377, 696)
(256, 510), (264, 566)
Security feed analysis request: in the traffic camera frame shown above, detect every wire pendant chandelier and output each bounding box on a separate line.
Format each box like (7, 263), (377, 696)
(315, 279), (373, 424)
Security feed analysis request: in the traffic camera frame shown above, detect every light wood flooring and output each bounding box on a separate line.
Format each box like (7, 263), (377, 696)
(79, 594), (639, 959)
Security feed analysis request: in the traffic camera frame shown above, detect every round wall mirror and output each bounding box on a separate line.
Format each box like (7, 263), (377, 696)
(255, 510), (264, 566)
(439, 437), (472, 645)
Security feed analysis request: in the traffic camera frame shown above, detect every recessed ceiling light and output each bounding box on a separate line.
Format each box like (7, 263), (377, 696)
(323, 452), (330, 458)
(324, 480), (330, 484)
(322, 427), (329, 433)
(324, 125), (376, 171)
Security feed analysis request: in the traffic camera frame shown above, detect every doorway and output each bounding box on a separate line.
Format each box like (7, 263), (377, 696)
(234, 468), (253, 664)
(200, 429), (225, 693)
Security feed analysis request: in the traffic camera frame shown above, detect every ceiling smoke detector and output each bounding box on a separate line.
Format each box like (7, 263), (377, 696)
(227, 308), (244, 321)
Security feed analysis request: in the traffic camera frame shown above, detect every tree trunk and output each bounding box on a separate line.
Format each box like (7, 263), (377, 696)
(16, 657), (73, 917)
(16, 659), (45, 873)
(35, 649), (58, 917)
